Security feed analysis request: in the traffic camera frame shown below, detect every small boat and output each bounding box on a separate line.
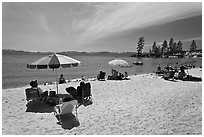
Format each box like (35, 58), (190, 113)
(133, 61), (143, 65)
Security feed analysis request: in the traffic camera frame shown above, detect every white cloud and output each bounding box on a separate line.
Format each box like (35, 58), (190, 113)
(3, 2), (202, 52)
(76, 2), (201, 45)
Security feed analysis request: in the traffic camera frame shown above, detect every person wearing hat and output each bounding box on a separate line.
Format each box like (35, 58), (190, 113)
(59, 74), (66, 84)
(30, 80), (48, 100)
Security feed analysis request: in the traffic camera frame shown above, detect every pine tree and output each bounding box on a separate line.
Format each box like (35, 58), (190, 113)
(161, 40), (168, 55)
(151, 42), (161, 57)
(177, 41), (183, 52)
(168, 38), (174, 53)
(190, 40), (197, 52)
(136, 36), (145, 56)
(172, 42), (177, 53)
(152, 42), (157, 54)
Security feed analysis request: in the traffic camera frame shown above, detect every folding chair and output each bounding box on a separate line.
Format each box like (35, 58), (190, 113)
(25, 88), (41, 104)
(54, 100), (78, 123)
(82, 82), (92, 103)
(76, 82), (92, 106)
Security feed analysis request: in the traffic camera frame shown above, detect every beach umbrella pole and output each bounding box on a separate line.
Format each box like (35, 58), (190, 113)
(55, 69), (58, 95)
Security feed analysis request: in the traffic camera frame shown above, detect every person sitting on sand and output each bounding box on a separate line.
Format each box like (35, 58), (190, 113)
(117, 73), (123, 80)
(163, 67), (175, 80)
(124, 72), (128, 78)
(124, 71), (130, 80)
(177, 65), (187, 80)
(155, 64), (164, 75)
(112, 70), (119, 79)
(157, 64), (161, 72)
(97, 70), (106, 80)
(81, 76), (86, 81)
(174, 66), (179, 73)
(59, 74), (66, 84)
(165, 65), (170, 72)
(111, 69), (114, 75)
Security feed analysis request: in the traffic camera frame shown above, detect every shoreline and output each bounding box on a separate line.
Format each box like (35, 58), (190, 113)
(2, 71), (146, 90)
(3, 67), (202, 90)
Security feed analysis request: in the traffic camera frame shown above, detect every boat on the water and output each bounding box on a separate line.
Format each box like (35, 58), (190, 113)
(133, 61), (143, 65)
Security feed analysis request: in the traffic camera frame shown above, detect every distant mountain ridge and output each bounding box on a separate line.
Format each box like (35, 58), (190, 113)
(2, 49), (136, 56)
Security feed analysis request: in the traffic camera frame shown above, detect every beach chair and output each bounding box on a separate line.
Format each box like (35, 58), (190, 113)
(25, 88), (41, 104)
(83, 82), (92, 102)
(76, 82), (92, 105)
(54, 100), (78, 123)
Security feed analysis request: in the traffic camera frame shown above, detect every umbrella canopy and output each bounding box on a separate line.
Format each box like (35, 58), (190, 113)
(108, 59), (129, 67)
(27, 53), (81, 69)
(27, 53), (81, 94)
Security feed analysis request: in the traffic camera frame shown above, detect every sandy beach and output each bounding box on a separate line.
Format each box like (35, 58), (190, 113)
(2, 68), (202, 135)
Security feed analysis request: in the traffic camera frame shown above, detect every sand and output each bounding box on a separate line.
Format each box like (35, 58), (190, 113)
(2, 68), (202, 135)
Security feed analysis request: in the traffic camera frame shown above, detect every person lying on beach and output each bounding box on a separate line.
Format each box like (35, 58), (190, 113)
(154, 64), (165, 75)
(59, 74), (66, 84)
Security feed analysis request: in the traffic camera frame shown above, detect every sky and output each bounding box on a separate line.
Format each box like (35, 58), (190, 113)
(2, 2), (202, 52)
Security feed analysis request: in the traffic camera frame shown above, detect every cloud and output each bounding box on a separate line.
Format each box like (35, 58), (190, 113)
(76, 3), (201, 45)
(2, 2), (202, 52)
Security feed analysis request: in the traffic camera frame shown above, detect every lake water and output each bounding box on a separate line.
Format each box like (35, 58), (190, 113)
(2, 54), (202, 89)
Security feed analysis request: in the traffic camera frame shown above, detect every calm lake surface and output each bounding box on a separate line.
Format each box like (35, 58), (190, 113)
(2, 54), (202, 89)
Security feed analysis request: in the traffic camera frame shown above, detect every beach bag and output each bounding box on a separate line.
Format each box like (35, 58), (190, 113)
(49, 91), (56, 97)
(47, 97), (58, 106)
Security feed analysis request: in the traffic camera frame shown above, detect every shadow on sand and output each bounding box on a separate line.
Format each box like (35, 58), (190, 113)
(56, 113), (80, 130)
(164, 75), (202, 83)
(25, 93), (93, 130)
(25, 93), (73, 113)
(181, 75), (202, 82)
(26, 100), (55, 113)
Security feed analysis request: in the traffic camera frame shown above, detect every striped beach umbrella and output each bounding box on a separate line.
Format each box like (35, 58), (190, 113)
(27, 53), (81, 94)
(108, 59), (129, 67)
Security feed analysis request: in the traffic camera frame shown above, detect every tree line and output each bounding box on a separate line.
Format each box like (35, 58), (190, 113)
(135, 36), (198, 58)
